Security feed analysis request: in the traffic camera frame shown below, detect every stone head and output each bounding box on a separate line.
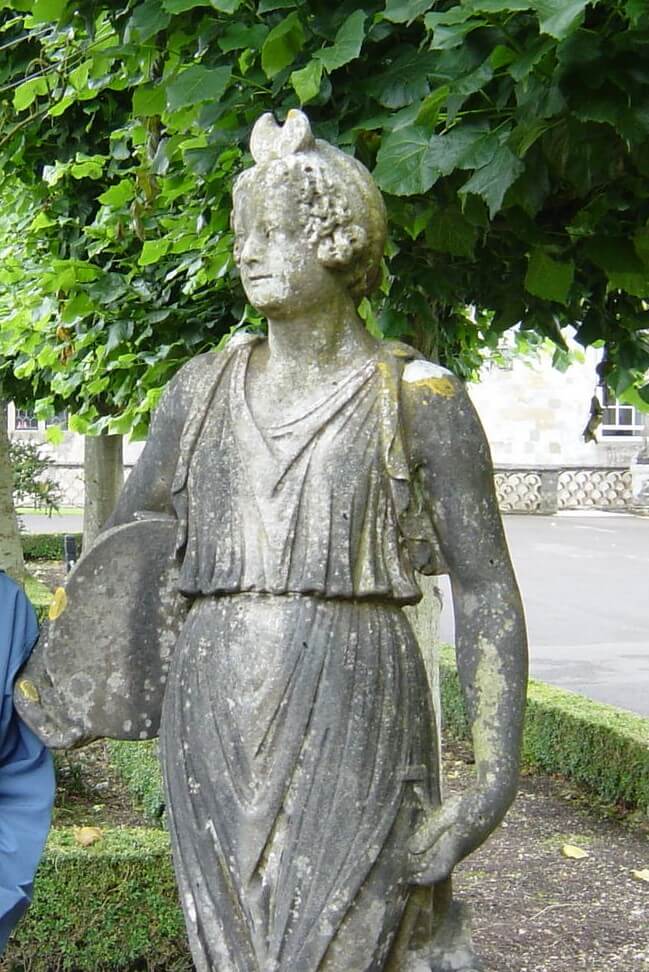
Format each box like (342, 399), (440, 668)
(232, 110), (387, 306)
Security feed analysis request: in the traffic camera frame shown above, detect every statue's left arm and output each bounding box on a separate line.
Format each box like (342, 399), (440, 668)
(106, 352), (214, 529)
(401, 367), (528, 885)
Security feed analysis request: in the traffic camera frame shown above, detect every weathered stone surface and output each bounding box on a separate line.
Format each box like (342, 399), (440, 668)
(14, 516), (187, 747)
(19, 110), (527, 971)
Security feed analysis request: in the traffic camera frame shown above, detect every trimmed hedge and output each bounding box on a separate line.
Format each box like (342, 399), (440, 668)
(107, 740), (166, 823)
(21, 533), (82, 562)
(4, 828), (189, 972)
(439, 645), (649, 814)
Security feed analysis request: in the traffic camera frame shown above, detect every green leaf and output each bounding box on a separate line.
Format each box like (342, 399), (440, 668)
(29, 0), (67, 21)
(428, 124), (497, 174)
(607, 271), (649, 298)
(470, 0), (533, 11)
(258, 0), (295, 10)
(69, 60), (91, 91)
(166, 65), (232, 111)
(374, 122), (498, 195)
(261, 12), (305, 79)
(426, 14), (487, 50)
(98, 179), (134, 207)
(525, 249), (575, 304)
(459, 145), (524, 217)
(534, 0), (589, 40)
(48, 94), (75, 117)
(139, 240), (171, 266)
(70, 155), (105, 179)
(29, 211), (56, 231)
(423, 5), (471, 26)
(316, 10), (366, 72)
(364, 49), (437, 109)
(383, 0), (434, 24)
(489, 44), (517, 69)
(162, 0), (209, 11)
(415, 85), (450, 129)
(68, 413), (90, 435)
(61, 293), (94, 322)
(509, 119), (552, 157)
(626, 0), (646, 26)
(509, 36), (554, 81)
(13, 76), (50, 111)
(132, 83), (166, 116)
(425, 207), (478, 258)
(291, 59), (323, 104)
(218, 23), (268, 52)
(127, 0), (172, 42)
(45, 425), (64, 446)
(211, 0), (242, 10)
(374, 127), (438, 196)
(583, 237), (645, 275)
(634, 228), (649, 266)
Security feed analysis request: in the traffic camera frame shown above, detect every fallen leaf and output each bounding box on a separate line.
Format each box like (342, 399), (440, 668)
(561, 843), (589, 860)
(631, 869), (649, 882)
(74, 826), (103, 847)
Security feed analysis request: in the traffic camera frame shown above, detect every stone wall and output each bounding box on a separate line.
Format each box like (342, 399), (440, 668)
(468, 344), (642, 469)
(495, 466), (633, 514)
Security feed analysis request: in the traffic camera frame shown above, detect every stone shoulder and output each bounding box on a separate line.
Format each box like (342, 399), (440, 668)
(399, 356), (464, 408)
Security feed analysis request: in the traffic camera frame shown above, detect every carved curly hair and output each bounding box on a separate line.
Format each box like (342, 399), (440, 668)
(233, 112), (387, 303)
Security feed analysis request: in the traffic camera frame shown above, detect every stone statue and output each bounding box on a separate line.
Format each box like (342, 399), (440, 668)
(15, 110), (527, 971)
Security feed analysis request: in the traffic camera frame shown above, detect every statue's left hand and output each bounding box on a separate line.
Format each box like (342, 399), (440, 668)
(408, 783), (512, 885)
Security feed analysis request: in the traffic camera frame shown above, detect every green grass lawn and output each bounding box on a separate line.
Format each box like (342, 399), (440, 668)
(25, 573), (54, 614)
(17, 506), (84, 516)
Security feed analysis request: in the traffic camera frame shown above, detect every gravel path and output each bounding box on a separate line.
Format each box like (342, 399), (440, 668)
(448, 739), (649, 971)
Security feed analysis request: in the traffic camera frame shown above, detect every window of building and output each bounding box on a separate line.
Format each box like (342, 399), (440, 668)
(46, 411), (68, 430)
(14, 409), (38, 431)
(599, 386), (644, 437)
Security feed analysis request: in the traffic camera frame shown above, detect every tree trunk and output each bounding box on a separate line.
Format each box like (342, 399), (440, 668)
(83, 434), (124, 549)
(0, 400), (25, 584)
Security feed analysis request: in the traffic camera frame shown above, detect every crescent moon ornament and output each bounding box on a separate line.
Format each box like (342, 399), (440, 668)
(250, 109), (315, 164)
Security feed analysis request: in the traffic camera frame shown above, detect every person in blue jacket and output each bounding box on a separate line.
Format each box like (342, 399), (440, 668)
(0, 570), (54, 952)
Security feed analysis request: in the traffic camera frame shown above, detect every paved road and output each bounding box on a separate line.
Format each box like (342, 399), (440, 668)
(21, 513), (83, 534)
(505, 513), (649, 717)
(22, 510), (649, 717)
(440, 512), (649, 717)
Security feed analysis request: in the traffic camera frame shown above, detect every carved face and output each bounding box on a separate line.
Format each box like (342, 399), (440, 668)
(232, 173), (343, 318)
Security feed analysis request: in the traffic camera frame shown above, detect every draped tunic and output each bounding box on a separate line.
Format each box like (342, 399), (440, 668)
(171, 333), (440, 602)
(159, 334), (440, 972)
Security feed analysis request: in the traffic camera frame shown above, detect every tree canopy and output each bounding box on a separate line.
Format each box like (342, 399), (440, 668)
(0, 0), (648, 437)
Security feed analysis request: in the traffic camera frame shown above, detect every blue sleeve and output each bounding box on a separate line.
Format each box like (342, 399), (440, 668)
(0, 573), (55, 952)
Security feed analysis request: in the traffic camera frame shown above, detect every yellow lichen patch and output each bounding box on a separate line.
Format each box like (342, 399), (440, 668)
(49, 586), (68, 621)
(17, 678), (40, 703)
(412, 376), (456, 398)
(472, 638), (508, 776)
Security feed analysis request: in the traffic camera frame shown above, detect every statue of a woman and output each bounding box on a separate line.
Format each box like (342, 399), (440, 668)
(23, 110), (528, 971)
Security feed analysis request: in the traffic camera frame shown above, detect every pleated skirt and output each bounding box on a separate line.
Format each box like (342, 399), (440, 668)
(160, 593), (437, 972)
